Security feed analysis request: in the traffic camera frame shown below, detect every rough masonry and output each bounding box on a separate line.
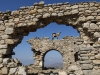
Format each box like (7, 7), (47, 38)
(0, 1), (100, 75)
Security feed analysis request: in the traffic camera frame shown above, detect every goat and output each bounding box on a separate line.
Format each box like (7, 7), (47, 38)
(52, 32), (61, 40)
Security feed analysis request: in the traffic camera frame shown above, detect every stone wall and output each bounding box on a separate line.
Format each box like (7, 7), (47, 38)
(0, 1), (100, 75)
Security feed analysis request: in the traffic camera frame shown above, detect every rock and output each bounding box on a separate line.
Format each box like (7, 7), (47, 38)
(94, 32), (100, 37)
(0, 49), (9, 54)
(33, 18), (39, 21)
(81, 64), (93, 70)
(39, 1), (45, 5)
(1, 35), (9, 39)
(90, 23), (99, 29)
(71, 10), (79, 14)
(7, 62), (17, 67)
(83, 23), (90, 28)
(83, 70), (92, 75)
(11, 11), (19, 15)
(71, 5), (78, 9)
(5, 28), (14, 34)
(68, 65), (83, 75)
(0, 58), (3, 63)
(37, 9), (43, 13)
(58, 70), (67, 75)
(5, 23), (14, 27)
(78, 16), (86, 22)
(95, 54), (100, 59)
(0, 40), (5, 44)
(87, 16), (94, 20)
(43, 13), (50, 18)
(14, 18), (19, 22)
(3, 58), (10, 64)
(14, 58), (20, 63)
(49, 7), (53, 12)
(0, 45), (7, 49)
(0, 64), (3, 68)
(51, 13), (57, 16)
(17, 66), (27, 75)
(79, 60), (92, 64)
(30, 10), (37, 14)
(93, 60), (100, 65)
(5, 39), (14, 44)
(1, 67), (8, 74)
(96, 16), (100, 20)
(90, 70), (100, 75)
(9, 67), (18, 75)
(58, 13), (63, 16)
(0, 25), (5, 30)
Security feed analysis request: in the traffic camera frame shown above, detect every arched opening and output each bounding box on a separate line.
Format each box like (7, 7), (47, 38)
(43, 50), (63, 70)
(12, 22), (79, 66)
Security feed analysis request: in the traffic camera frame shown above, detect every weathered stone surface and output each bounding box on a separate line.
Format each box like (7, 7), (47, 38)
(7, 62), (17, 67)
(71, 10), (79, 14)
(0, 1), (100, 75)
(9, 67), (18, 75)
(5, 28), (14, 34)
(17, 66), (27, 75)
(81, 64), (93, 70)
(0, 25), (5, 30)
(1, 35), (9, 39)
(58, 71), (67, 75)
(83, 23), (90, 28)
(0, 45), (7, 49)
(1, 67), (8, 74)
(0, 64), (3, 68)
(95, 54), (100, 59)
(94, 32), (100, 37)
(5, 39), (14, 44)
(43, 13), (50, 18)
(79, 60), (92, 64)
(0, 40), (5, 44)
(3, 58), (10, 64)
(90, 23), (99, 29)
(93, 60), (100, 65)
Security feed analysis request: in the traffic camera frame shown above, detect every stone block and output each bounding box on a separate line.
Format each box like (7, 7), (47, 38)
(0, 45), (7, 49)
(93, 60), (100, 65)
(90, 23), (99, 29)
(1, 67), (8, 74)
(80, 57), (89, 60)
(1, 35), (9, 39)
(83, 23), (90, 28)
(87, 16), (94, 20)
(43, 13), (50, 18)
(58, 71), (67, 75)
(71, 10), (79, 14)
(79, 60), (92, 64)
(9, 67), (18, 75)
(83, 70), (92, 75)
(95, 54), (100, 59)
(0, 25), (5, 30)
(81, 64), (93, 70)
(5, 28), (14, 34)
(0, 40), (4, 44)
(5, 39), (14, 44)
(3, 58), (10, 64)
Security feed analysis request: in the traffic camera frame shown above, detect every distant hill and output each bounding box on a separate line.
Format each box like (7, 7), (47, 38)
(44, 62), (63, 69)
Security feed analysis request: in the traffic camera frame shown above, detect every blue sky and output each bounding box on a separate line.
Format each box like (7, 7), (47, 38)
(0, 0), (99, 65)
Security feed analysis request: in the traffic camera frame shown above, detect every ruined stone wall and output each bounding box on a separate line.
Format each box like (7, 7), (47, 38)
(0, 1), (100, 75)
(27, 36), (100, 75)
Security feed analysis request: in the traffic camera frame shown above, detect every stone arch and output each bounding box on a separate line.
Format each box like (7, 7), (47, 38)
(42, 49), (63, 69)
